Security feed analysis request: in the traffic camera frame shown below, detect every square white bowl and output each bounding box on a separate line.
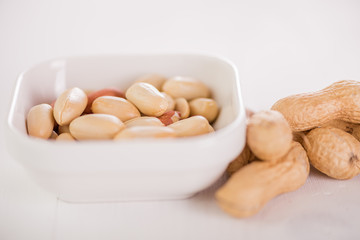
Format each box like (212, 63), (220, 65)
(6, 53), (246, 202)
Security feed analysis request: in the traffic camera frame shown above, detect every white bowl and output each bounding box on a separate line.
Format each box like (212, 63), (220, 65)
(6, 54), (246, 202)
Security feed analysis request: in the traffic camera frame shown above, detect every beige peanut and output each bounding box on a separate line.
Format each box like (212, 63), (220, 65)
(69, 114), (125, 140)
(124, 117), (164, 128)
(162, 76), (210, 100)
(216, 142), (309, 218)
(271, 80), (360, 131)
(91, 96), (140, 122)
(53, 87), (88, 126)
(189, 98), (219, 123)
(126, 82), (168, 117)
(84, 88), (125, 114)
(226, 144), (255, 176)
(114, 126), (176, 139)
(247, 110), (292, 162)
(174, 97), (190, 119)
(56, 133), (75, 141)
(26, 104), (55, 139)
(168, 116), (213, 137)
(136, 74), (167, 90)
(157, 111), (181, 126)
(303, 126), (360, 179)
(162, 92), (175, 112)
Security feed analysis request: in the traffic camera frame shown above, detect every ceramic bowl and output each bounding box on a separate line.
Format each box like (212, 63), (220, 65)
(6, 53), (246, 202)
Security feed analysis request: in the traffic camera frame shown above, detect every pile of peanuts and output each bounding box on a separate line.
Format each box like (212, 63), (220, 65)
(216, 80), (360, 218)
(26, 74), (219, 141)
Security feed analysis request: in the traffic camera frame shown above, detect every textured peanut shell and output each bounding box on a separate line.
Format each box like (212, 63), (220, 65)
(247, 110), (292, 162)
(303, 127), (360, 179)
(216, 142), (309, 218)
(226, 144), (255, 175)
(271, 80), (360, 131)
(320, 119), (360, 141)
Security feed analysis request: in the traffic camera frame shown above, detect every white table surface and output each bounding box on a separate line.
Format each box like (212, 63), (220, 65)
(1, 0), (360, 239)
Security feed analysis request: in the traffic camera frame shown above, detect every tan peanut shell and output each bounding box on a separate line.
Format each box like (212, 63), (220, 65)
(124, 117), (164, 128)
(114, 126), (176, 139)
(168, 116), (213, 137)
(226, 144), (255, 175)
(303, 127), (360, 179)
(91, 96), (140, 122)
(53, 87), (88, 126)
(320, 119), (360, 141)
(189, 98), (219, 123)
(126, 82), (168, 117)
(162, 76), (210, 100)
(247, 110), (292, 162)
(271, 80), (360, 131)
(26, 104), (55, 139)
(216, 142), (309, 218)
(136, 74), (167, 90)
(69, 114), (125, 140)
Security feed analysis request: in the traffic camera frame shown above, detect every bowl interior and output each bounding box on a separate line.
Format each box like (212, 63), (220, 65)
(8, 54), (242, 136)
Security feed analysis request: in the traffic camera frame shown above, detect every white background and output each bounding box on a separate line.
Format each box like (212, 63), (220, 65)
(1, 0), (360, 239)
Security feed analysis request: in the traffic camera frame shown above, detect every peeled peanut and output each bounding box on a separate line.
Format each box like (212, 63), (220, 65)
(303, 127), (360, 179)
(53, 87), (88, 126)
(247, 110), (292, 162)
(49, 131), (58, 139)
(26, 104), (55, 139)
(162, 92), (175, 112)
(124, 117), (164, 128)
(56, 133), (75, 141)
(114, 126), (176, 139)
(69, 114), (125, 140)
(91, 96), (140, 122)
(157, 111), (181, 126)
(226, 144), (255, 175)
(126, 82), (168, 117)
(84, 88), (125, 113)
(168, 116), (213, 137)
(189, 98), (219, 123)
(58, 125), (70, 134)
(162, 76), (210, 100)
(216, 142), (309, 218)
(271, 80), (360, 131)
(136, 74), (167, 90)
(175, 98), (190, 119)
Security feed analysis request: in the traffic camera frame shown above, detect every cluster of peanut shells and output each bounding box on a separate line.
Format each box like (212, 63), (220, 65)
(26, 74), (219, 141)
